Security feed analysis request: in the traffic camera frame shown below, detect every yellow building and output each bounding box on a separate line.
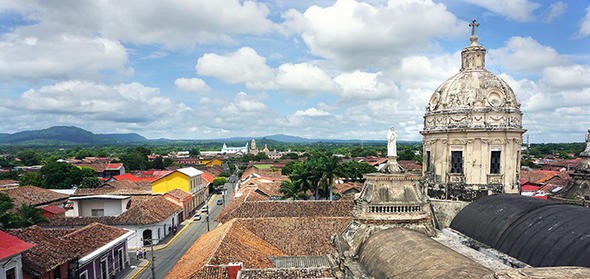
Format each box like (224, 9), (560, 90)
(197, 158), (223, 167)
(152, 167), (208, 209)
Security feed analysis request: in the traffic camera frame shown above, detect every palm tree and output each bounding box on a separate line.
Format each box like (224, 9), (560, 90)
(322, 155), (340, 200)
(279, 180), (308, 200)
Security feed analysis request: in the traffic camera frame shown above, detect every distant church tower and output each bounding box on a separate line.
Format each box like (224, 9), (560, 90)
(421, 20), (525, 201)
(249, 138), (258, 155)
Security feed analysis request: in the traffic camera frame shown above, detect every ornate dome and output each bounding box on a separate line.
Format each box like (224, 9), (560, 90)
(423, 32), (522, 133)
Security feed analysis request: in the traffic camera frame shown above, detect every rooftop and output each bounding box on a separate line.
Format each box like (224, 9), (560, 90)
(0, 230), (34, 261)
(2, 185), (68, 208)
(8, 223), (128, 274)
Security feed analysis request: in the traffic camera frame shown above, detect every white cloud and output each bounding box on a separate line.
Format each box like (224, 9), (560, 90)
(0, 34), (129, 81)
(196, 47), (275, 89)
(3, 0), (275, 47)
(0, 80), (192, 137)
(293, 107), (330, 117)
(489, 36), (565, 74)
(174, 78), (210, 92)
(282, 0), (464, 68)
(464, 0), (541, 22)
(541, 65), (590, 90)
(545, 1), (566, 23)
(221, 92), (268, 114)
(334, 71), (396, 100)
(579, 6), (590, 38)
(275, 63), (338, 93)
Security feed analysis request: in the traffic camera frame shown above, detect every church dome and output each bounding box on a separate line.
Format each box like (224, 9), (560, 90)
(423, 28), (522, 133)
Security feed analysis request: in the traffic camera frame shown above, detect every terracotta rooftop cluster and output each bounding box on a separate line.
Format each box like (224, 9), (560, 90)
(49, 195), (181, 226)
(168, 216), (350, 278)
(3, 185), (68, 208)
(73, 180), (152, 196)
(8, 223), (127, 274)
(216, 200), (354, 223)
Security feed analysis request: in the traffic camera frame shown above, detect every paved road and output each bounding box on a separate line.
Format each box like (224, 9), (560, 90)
(134, 176), (237, 279)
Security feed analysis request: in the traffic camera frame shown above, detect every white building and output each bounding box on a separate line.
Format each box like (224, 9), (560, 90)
(68, 195), (131, 217)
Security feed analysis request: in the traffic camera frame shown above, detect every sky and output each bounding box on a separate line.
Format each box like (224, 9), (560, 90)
(0, 0), (589, 143)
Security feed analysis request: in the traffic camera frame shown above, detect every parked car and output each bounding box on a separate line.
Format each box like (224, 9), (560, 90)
(201, 206), (208, 213)
(217, 199), (223, 205)
(193, 214), (201, 221)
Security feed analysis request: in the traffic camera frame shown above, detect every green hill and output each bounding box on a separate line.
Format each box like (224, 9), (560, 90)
(0, 126), (147, 145)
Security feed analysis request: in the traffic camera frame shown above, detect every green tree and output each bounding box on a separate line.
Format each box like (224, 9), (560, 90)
(120, 147), (150, 170)
(281, 161), (298, 176)
(189, 148), (200, 156)
(40, 161), (83, 189)
(16, 150), (41, 166)
(19, 172), (42, 187)
(279, 180), (308, 200)
(79, 166), (97, 178)
(337, 161), (376, 181)
(321, 156), (339, 200)
(80, 176), (101, 188)
(213, 177), (227, 187)
(13, 204), (47, 228)
(0, 193), (16, 229)
(151, 156), (165, 170)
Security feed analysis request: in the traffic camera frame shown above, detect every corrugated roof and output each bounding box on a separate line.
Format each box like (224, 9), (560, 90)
(451, 194), (590, 267)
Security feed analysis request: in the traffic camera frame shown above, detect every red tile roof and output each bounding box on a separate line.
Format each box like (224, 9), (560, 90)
(41, 205), (66, 214)
(164, 189), (193, 201)
(169, 217), (350, 278)
(74, 180), (152, 196)
(3, 186), (68, 208)
(0, 230), (34, 260)
(216, 200), (354, 223)
(113, 173), (158, 182)
(49, 195), (182, 226)
(201, 172), (215, 183)
(8, 223), (127, 274)
(106, 163), (123, 170)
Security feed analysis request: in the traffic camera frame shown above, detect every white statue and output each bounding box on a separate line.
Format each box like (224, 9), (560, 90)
(582, 129), (590, 157)
(387, 127), (397, 157)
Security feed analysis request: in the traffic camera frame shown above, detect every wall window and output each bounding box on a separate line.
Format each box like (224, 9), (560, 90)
(53, 267), (61, 279)
(91, 209), (104, 216)
(450, 151), (463, 174)
(117, 248), (124, 271)
(79, 271), (88, 279)
(6, 267), (15, 279)
(100, 258), (108, 279)
(490, 151), (501, 174)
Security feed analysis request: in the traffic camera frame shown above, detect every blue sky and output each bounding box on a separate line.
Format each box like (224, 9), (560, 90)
(0, 0), (589, 142)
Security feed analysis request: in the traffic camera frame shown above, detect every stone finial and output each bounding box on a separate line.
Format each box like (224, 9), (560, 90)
(379, 126), (403, 173)
(581, 129), (590, 157)
(469, 19), (480, 46)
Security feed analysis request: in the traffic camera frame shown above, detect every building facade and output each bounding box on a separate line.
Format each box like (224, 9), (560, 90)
(421, 22), (525, 201)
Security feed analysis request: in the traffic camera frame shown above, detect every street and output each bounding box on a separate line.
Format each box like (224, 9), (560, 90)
(132, 174), (237, 279)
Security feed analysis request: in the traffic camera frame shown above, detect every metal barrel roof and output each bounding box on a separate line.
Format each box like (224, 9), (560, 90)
(451, 194), (590, 267)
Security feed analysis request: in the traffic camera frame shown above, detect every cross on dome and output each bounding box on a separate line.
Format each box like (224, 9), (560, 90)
(469, 19), (480, 46)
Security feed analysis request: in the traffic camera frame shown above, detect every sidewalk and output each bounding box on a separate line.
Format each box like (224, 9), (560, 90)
(116, 195), (220, 279)
(116, 217), (194, 279)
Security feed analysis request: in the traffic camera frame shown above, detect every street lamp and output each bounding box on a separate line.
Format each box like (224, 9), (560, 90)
(141, 238), (156, 279)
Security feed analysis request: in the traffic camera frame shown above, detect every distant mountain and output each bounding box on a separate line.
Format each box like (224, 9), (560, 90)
(100, 133), (147, 143)
(264, 134), (315, 143)
(0, 126), (147, 145)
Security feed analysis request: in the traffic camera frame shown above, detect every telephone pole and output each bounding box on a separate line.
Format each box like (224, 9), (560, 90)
(147, 238), (155, 279)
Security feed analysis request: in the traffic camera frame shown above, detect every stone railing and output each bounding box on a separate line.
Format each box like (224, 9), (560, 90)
(487, 174), (503, 184)
(447, 173), (465, 183)
(368, 204), (423, 214)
